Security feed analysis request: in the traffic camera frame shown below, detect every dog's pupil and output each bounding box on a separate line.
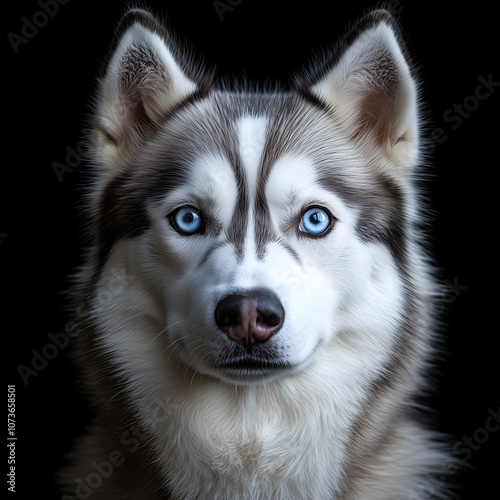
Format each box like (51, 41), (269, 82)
(311, 212), (323, 224)
(183, 212), (196, 224)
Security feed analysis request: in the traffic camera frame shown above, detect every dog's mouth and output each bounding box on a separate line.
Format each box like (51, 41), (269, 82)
(217, 356), (291, 372)
(208, 353), (296, 382)
(203, 340), (322, 383)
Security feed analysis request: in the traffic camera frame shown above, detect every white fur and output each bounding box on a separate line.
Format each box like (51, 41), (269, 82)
(92, 146), (408, 498)
(237, 115), (268, 262)
(62, 9), (454, 500)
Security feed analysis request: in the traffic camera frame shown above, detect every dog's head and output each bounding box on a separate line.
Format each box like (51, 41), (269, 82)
(86, 9), (419, 386)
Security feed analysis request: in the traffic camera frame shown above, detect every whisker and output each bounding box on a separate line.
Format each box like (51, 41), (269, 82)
(143, 318), (190, 350)
(186, 343), (211, 389)
(163, 337), (184, 363)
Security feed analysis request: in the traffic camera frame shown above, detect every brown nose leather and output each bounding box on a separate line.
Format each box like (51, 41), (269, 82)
(214, 290), (285, 346)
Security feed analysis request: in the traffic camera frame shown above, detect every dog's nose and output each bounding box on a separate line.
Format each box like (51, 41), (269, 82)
(214, 289), (285, 346)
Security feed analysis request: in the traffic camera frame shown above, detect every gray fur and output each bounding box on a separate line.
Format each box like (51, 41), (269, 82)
(59, 8), (457, 500)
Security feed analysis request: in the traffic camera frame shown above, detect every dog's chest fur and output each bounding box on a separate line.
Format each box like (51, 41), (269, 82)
(150, 362), (356, 499)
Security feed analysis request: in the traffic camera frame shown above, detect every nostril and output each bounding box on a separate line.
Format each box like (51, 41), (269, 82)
(256, 310), (281, 327)
(214, 295), (244, 327)
(217, 309), (240, 327)
(214, 289), (284, 346)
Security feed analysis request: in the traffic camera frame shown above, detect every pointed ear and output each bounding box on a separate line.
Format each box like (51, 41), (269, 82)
(302, 11), (418, 176)
(92, 9), (206, 172)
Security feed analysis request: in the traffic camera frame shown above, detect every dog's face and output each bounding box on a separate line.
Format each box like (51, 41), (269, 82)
(89, 10), (417, 386)
(142, 96), (377, 385)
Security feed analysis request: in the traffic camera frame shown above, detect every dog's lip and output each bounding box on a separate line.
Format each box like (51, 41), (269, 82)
(216, 357), (291, 371)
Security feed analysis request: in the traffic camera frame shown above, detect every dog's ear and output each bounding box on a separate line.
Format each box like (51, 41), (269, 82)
(92, 9), (207, 172)
(300, 11), (418, 176)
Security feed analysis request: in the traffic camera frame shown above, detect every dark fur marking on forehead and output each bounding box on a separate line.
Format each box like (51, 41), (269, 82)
(211, 112), (248, 261)
(202, 93), (288, 262)
(254, 193), (277, 260)
(229, 175), (249, 261)
(253, 95), (319, 258)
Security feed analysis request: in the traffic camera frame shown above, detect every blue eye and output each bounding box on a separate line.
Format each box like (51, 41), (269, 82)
(170, 207), (204, 235)
(299, 207), (332, 236)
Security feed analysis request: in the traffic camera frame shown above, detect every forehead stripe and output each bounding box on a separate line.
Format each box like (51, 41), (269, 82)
(234, 115), (270, 260)
(224, 121), (248, 259)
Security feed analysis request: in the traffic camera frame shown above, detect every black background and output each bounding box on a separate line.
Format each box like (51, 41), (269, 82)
(3, 1), (498, 498)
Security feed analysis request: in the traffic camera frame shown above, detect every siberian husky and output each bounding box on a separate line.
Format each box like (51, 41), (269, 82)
(60, 8), (456, 500)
